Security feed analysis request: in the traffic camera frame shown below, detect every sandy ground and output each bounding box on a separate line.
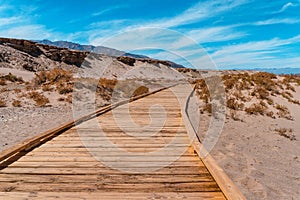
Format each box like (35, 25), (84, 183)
(197, 87), (300, 199)
(0, 106), (73, 152)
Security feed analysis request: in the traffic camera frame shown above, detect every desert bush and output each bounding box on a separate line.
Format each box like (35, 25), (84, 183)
(27, 91), (49, 107)
(97, 78), (118, 101)
(194, 79), (210, 103)
(274, 128), (296, 141)
(288, 99), (300, 105)
(286, 84), (296, 92)
(254, 87), (269, 100)
(42, 84), (53, 92)
(275, 104), (289, 112)
(275, 104), (293, 120)
(12, 100), (21, 107)
(13, 88), (21, 93)
(66, 95), (72, 103)
(177, 68), (191, 73)
(266, 111), (275, 118)
(0, 100), (6, 107)
(56, 82), (73, 94)
(1, 73), (24, 83)
(33, 68), (73, 86)
(200, 103), (212, 114)
(226, 98), (244, 110)
(0, 79), (6, 86)
(250, 72), (277, 91)
(132, 86), (149, 97)
(245, 102), (267, 115)
(267, 98), (274, 105)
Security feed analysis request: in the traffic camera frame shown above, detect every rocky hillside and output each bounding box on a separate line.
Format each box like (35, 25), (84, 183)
(0, 37), (184, 75)
(37, 39), (185, 68)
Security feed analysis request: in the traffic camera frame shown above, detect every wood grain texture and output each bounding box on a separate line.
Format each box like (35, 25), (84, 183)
(0, 84), (245, 199)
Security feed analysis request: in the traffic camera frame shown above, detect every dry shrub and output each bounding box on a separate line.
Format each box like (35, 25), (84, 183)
(27, 91), (49, 107)
(58, 97), (65, 101)
(222, 73), (251, 91)
(267, 98), (274, 105)
(275, 128), (296, 141)
(194, 79), (210, 103)
(132, 86), (149, 97)
(227, 98), (244, 110)
(200, 103), (212, 114)
(253, 87), (269, 100)
(33, 68), (73, 86)
(12, 100), (21, 107)
(177, 68), (191, 73)
(275, 104), (292, 120)
(288, 99), (300, 105)
(0, 100), (6, 107)
(42, 84), (53, 92)
(0, 88), (8, 93)
(66, 95), (72, 103)
(56, 82), (73, 94)
(250, 72), (277, 91)
(97, 78), (118, 101)
(0, 79), (6, 86)
(0, 73), (24, 83)
(283, 74), (300, 86)
(13, 88), (21, 93)
(245, 102), (267, 115)
(266, 111), (275, 118)
(286, 84), (296, 92)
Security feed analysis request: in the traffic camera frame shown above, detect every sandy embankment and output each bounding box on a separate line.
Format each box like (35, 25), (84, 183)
(197, 88), (300, 199)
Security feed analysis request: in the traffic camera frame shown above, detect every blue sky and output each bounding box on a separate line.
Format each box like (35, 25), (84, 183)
(0, 0), (300, 69)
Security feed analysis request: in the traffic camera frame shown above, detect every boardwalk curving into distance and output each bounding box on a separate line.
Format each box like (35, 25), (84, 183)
(0, 85), (245, 199)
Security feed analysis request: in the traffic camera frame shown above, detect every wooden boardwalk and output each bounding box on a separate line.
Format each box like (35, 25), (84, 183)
(0, 85), (245, 199)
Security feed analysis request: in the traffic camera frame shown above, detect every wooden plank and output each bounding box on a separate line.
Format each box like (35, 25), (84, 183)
(0, 173), (213, 183)
(181, 85), (246, 200)
(2, 161), (204, 168)
(0, 192), (226, 200)
(0, 182), (221, 193)
(0, 85), (235, 200)
(0, 166), (209, 175)
(0, 85), (175, 163)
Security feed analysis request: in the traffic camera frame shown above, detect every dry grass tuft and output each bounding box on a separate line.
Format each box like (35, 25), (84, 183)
(12, 99), (22, 107)
(245, 102), (267, 115)
(0, 73), (24, 83)
(274, 128), (296, 141)
(33, 68), (73, 86)
(0, 100), (6, 107)
(132, 86), (149, 97)
(0, 79), (6, 86)
(27, 91), (50, 107)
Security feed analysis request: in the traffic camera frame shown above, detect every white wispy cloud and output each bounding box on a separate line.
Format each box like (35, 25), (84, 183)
(186, 26), (246, 43)
(254, 18), (300, 25)
(0, 25), (54, 40)
(0, 16), (23, 27)
(277, 2), (297, 13)
(91, 5), (125, 17)
(130, 0), (249, 29)
(89, 0), (249, 45)
(211, 35), (300, 68)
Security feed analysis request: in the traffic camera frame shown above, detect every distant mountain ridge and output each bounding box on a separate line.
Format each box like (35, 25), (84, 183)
(251, 67), (300, 75)
(37, 40), (148, 59)
(36, 40), (185, 68)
